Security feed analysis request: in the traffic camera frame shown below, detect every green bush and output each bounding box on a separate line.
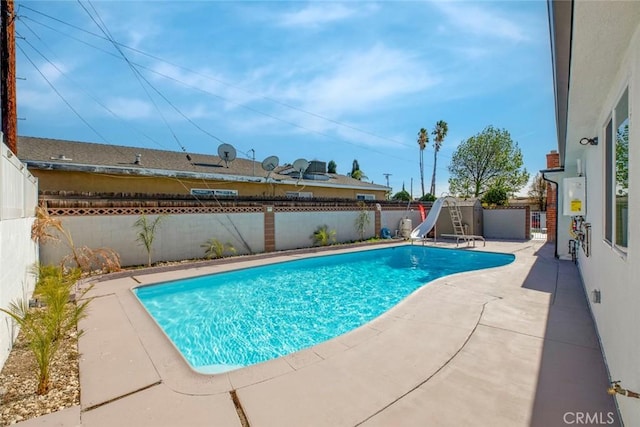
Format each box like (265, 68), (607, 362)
(201, 238), (236, 259)
(392, 190), (411, 201)
(482, 186), (509, 206)
(311, 225), (337, 246)
(1, 265), (91, 395)
(420, 193), (436, 202)
(354, 201), (371, 241)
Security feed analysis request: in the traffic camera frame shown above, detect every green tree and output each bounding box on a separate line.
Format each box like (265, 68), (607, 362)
(448, 126), (529, 198)
(430, 120), (448, 196)
(417, 128), (429, 197)
(354, 201), (371, 241)
(528, 173), (547, 211)
(133, 213), (168, 267)
(616, 124), (629, 194)
(327, 160), (337, 174)
(392, 182), (411, 201)
(348, 159), (366, 180)
(420, 193), (436, 202)
(482, 186), (508, 206)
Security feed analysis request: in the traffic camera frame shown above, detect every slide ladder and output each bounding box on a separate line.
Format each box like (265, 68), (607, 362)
(447, 199), (466, 236)
(440, 197), (486, 247)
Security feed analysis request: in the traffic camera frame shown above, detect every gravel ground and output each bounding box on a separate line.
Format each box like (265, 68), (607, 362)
(0, 329), (80, 426)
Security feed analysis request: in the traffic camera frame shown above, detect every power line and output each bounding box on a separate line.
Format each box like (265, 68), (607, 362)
(19, 12), (419, 164)
(17, 25), (173, 152)
(16, 43), (110, 144)
(17, 3), (458, 176)
(17, 5), (420, 152)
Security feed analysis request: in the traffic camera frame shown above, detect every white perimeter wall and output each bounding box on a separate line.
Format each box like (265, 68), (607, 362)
(0, 141), (38, 369)
(566, 17), (640, 425)
(381, 209), (422, 236)
(483, 209), (527, 240)
(40, 213), (264, 267)
(41, 208), (417, 265)
(275, 210), (375, 251)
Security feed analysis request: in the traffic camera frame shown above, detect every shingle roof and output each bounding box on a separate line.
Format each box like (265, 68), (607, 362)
(17, 136), (388, 190)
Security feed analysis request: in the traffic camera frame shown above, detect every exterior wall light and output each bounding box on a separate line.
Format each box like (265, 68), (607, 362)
(579, 137), (598, 146)
(591, 289), (601, 304)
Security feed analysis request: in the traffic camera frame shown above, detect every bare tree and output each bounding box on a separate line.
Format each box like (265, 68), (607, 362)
(528, 173), (547, 211)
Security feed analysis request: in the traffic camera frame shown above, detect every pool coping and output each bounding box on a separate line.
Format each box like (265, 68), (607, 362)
(35, 240), (619, 426)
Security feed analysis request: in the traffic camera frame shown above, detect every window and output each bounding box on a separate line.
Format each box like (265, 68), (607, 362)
(356, 194), (375, 200)
(190, 188), (238, 197)
(604, 88), (629, 251)
(285, 191), (313, 198)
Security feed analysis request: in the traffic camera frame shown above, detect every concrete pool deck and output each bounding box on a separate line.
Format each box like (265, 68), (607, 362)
(18, 240), (620, 426)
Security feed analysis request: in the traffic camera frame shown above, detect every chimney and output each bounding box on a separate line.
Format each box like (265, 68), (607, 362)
(545, 150), (559, 243)
(134, 154), (141, 165)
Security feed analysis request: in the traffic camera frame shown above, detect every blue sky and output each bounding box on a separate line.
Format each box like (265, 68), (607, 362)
(15, 0), (557, 197)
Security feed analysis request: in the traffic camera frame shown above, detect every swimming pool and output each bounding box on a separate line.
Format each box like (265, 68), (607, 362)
(134, 245), (514, 373)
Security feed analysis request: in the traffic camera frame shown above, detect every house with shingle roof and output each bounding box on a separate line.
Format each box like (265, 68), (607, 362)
(17, 136), (389, 200)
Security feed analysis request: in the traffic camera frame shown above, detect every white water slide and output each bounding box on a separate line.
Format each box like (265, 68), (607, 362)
(410, 197), (447, 239)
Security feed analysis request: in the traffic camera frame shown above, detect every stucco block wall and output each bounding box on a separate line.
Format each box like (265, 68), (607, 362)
(0, 141), (38, 369)
(0, 218), (38, 368)
(40, 213), (264, 267)
(483, 209), (527, 240)
(381, 209), (421, 236)
(275, 211), (374, 251)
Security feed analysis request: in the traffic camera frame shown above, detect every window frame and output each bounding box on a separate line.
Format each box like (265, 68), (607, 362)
(603, 86), (630, 254)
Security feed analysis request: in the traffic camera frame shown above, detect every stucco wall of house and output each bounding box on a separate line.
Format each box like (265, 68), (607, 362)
(564, 18), (640, 425)
(29, 169), (387, 200)
(0, 142), (39, 369)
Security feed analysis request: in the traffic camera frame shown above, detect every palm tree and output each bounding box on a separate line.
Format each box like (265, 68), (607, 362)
(133, 213), (168, 267)
(430, 120), (448, 196)
(348, 159), (367, 180)
(417, 128), (429, 197)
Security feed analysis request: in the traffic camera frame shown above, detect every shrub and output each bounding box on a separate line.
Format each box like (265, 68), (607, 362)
(311, 225), (336, 246)
(420, 193), (436, 202)
(201, 238), (236, 259)
(354, 201), (371, 241)
(1, 265), (91, 395)
(134, 213), (168, 267)
(482, 186), (509, 206)
(31, 206), (120, 274)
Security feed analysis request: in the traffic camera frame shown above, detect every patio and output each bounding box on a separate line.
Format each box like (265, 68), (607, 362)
(17, 240), (619, 426)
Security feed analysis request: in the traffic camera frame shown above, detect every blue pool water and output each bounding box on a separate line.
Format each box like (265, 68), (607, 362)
(134, 246), (514, 373)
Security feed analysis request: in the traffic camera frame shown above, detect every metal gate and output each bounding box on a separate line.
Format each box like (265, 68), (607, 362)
(530, 211), (547, 240)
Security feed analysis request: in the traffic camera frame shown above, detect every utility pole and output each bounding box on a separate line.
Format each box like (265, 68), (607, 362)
(1, 0), (17, 154)
(383, 173), (391, 188)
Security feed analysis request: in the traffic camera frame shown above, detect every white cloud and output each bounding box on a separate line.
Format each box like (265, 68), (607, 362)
(434, 2), (530, 43)
(277, 4), (357, 28)
(18, 88), (64, 111)
(105, 97), (153, 120)
(280, 44), (439, 116)
(36, 61), (67, 84)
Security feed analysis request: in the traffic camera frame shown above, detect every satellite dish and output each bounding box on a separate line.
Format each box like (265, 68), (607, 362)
(292, 158), (309, 178)
(217, 143), (237, 167)
(261, 155), (279, 172)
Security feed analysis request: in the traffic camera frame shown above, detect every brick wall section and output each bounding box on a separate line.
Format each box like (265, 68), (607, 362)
(375, 208), (381, 238)
(525, 205), (531, 239)
(546, 150), (560, 242)
(264, 206), (275, 252)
